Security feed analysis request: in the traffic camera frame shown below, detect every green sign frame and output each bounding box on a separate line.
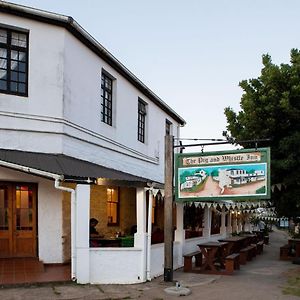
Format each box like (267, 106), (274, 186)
(175, 147), (271, 202)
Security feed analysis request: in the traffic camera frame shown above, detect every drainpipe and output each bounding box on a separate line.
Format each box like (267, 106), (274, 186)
(146, 188), (153, 281)
(54, 179), (76, 281)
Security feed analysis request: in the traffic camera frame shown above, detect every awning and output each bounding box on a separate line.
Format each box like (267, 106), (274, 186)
(0, 149), (155, 185)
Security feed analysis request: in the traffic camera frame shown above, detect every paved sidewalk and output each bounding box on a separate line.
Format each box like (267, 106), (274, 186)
(1, 228), (299, 299)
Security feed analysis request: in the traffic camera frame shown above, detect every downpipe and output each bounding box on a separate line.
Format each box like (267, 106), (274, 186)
(54, 179), (76, 281)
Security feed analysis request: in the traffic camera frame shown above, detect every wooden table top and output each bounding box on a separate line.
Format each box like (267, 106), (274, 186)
(219, 236), (247, 242)
(198, 241), (228, 248)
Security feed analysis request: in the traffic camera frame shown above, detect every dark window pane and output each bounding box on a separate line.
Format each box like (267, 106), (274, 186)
(0, 80), (7, 90)
(10, 82), (17, 92)
(11, 50), (18, 60)
(18, 83), (25, 93)
(19, 52), (26, 62)
(0, 58), (7, 69)
(11, 71), (18, 81)
(0, 30), (7, 44)
(11, 32), (27, 48)
(0, 48), (7, 58)
(0, 69), (7, 80)
(19, 73), (26, 83)
(19, 62), (25, 72)
(11, 61), (18, 71)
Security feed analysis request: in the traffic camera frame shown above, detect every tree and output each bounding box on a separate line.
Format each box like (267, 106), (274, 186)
(224, 49), (300, 219)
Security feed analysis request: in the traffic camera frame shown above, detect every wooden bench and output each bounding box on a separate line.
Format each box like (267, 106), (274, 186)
(280, 244), (291, 260)
(183, 251), (202, 272)
(225, 253), (240, 274)
(249, 244), (257, 258)
(256, 241), (264, 254)
(239, 246), (255, 264)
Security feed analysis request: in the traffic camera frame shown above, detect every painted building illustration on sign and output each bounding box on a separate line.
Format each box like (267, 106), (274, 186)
(176, 148), (270, 201)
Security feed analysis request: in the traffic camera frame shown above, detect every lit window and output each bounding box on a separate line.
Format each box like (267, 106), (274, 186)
(107, 188), (119, 225)
(0, 27), (28, 96)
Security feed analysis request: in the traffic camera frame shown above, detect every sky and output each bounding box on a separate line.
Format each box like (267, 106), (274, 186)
(6, 0), (300, 151)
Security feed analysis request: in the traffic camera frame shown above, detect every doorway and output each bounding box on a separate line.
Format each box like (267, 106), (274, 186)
(0, 183), (37, 258)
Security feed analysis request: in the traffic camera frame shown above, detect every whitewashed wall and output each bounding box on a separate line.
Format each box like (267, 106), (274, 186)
(0, 167), (63, 263)
(150, 242), (181, 278)
(0, 12), (182, 184)
(89, 248), (143, 284)
(0, 13), (65, 154)
(62, 32), (180, 182)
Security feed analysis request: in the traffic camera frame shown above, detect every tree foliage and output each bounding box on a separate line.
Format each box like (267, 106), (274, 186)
(224, 49), (300, 218)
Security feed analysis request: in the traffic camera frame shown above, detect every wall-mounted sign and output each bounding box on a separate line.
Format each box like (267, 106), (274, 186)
(175, 148), (270, 202)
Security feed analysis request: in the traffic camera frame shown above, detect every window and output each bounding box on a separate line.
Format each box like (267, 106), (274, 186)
(101, 71), (113, 126)
(0, 27), (28, 96)
(138, 99), (147, 143)
(166, 119), (172, 136)
(107, 187), (119, 225)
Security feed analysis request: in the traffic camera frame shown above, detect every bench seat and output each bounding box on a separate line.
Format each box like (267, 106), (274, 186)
(183, 250), (202, 272)
(280, 244), (291, 260)
(225, 253), (240, 274)
(256, 240), (264, 254)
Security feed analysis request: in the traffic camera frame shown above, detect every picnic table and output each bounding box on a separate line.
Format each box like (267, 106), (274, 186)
(197, 241), (229, 273)
(218, 236), (248, 254)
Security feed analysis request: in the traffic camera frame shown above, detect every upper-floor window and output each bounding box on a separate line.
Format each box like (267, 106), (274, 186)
(101, 71), (113, 126)
(138, 98), (147, 143)
(166, 119), (172, 136)
(0, 27), (28, 96)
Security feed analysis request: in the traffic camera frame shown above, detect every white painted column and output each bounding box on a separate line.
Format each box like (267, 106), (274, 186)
(175, 202), (184, 265)
(237, 213), (242, 233)
(244, 213), (251, 232)
(227, 211), (232, 234)
(134, 187), (147, 282)
(75, 184), (90, 284)
(232, 213), (238, 233)
(203, 205), (211, 238)
(220, 206), (226, 236)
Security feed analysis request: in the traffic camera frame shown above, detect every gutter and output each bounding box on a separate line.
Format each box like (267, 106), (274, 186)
(0, 159), (77, 281)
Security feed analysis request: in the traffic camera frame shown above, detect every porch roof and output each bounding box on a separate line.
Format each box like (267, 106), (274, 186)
(0, 149), (156, 185)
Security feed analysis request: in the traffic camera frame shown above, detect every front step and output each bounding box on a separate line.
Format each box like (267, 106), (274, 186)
(0, 257), (45, 273)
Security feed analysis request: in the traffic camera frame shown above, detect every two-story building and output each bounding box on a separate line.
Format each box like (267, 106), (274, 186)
(0, 2), (251, 285)
(0, 1), (187, 284)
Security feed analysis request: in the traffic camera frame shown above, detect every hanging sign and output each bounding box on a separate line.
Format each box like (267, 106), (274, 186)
(175, 148), (270, 202)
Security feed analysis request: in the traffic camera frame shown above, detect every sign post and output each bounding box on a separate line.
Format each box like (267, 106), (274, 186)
(164, 135), (173, 282)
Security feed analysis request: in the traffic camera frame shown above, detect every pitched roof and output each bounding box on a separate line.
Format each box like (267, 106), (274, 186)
(0, 1), (185, 125)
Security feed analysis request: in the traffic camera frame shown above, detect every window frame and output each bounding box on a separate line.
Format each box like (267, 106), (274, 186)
(0, 25), (29, 97)
(137, 98), (147, 143)
(100, 70), (113, 126)
(106, 187), (120, 226)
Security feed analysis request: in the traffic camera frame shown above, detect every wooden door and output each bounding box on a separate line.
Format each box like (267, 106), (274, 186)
(0, 184), (12, 256)
(0, 183), (37, 258)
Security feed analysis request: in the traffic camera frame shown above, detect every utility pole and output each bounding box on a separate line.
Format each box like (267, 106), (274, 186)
(164, 135), (173, 282)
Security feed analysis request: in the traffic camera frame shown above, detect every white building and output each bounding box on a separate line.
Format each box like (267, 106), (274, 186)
(0, 2), (241, 285)
(0, 2), (187, 284)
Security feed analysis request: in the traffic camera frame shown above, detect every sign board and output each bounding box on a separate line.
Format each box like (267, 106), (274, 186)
(175, 148), (270, 202)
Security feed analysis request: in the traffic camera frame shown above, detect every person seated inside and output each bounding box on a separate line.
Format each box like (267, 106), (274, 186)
(89, 218), (104, 247)
(90, 218), (100, 237)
